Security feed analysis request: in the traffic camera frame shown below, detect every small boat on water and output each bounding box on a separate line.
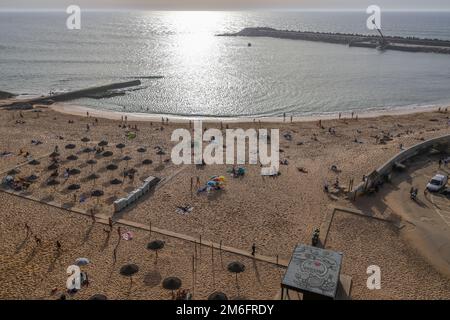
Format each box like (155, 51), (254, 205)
(248, 42), (252, 47)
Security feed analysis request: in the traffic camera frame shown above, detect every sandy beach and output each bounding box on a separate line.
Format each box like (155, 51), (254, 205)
(1, 102), (450, 300)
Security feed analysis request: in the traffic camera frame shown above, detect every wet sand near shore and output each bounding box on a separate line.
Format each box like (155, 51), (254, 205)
(0, 104), (449, 299)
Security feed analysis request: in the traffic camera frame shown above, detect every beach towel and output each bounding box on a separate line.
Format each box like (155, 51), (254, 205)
(121, 231), (134, 241)
(176, 205), (193, 215)
(75, 257), (90, 266)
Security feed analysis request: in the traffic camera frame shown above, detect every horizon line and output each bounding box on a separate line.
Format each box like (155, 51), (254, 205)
(1, 7), (450, 12)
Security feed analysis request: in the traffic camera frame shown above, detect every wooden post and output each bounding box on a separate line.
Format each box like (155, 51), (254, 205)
(199, 235), (202, 259)
(192, 255), (195, 298)
(219, 240), (223, 269)
(190, 177), (193, 199)
(211, 242), (215, 286)
(149, 221), (152, 237)
(276, 254), (279, 266)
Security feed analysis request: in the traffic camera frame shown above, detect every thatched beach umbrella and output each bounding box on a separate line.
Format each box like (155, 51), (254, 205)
(102, 151), (113, 158)
(65, 143), (76, 150)
(142, 159), (153, 165)
(110, 178), (122, 185)
(87, 173), (100, 185)
(91, 189), (104, 204)
(49, 151), (60, 158)
(227, 261), (245, 289)
(120, 264), (139, 288)
(82, 147), (93, 154)
(69, 168), (81, 176)
(86, 159), (97, 171)
(116, 143), (126, 154)
(26, 174), (39, 183)
(146, 240), (164, 264)
(106, 164), (118, 178)
(137, 147), (146, 162)
(208, 292), (228, 300)
(29, 159), (40, 166)
(122, 155), (132, 168)
(162, 277), (182, 299)
(110, 178), (122, 195)
(81, 137), (90, 145)
(67, 154), (78, 161)
(68, 184), (80, 191)
(47, 179), (60, 191)
(107, 164), (118, 179)
(98, 140), (108, 147)
(89, 294), (107, 300)
(48, 163), (59, 171)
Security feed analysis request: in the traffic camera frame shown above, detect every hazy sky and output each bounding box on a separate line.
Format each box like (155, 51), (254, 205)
(1, 0), (449, 11)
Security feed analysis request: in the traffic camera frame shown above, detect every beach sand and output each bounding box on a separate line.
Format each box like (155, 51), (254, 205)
(0, 103), (449, 299)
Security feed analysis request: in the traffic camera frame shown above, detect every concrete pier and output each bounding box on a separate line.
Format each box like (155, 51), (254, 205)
(0, 80), (142, 110)
(218, 27), (450, 55)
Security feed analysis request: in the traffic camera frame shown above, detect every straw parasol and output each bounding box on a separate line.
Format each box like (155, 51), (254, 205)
(28, 159), (40, 166)
(68, 184), (80, 191)
(98, 140), (108, 147)
(208, 292), (228, 300)
(49, 151), (60, 158)
(81, 137), (90, 144)
(48, 163), (59, 171)
(146, 240), (164, 264)
(142, 159), (153, 165)
(122, 155), (132, 168)
(47, 179), (60, 191)
(91, 189), (104, 204)
(116, 143), (126, 154)
(66, 154), (78, 161)
(102, 151), (113, 157)
(120, 264), (139, 289)
(110, 178), (122, 185)
(162, 277), (182, 299)
(65, 143), (76, 150)
(86, 159), (97, 171)
(68, 168), (81, 176)
(87, 173), (100, 185)
(89, 294), (107, 300)
(227, 261), (245, 290)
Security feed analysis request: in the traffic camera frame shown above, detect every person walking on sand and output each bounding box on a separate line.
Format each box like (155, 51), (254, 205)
(90, 209), (96, 223)
(283, 113), (286, 122)
(108, 218), (113, 230)
(34, 235), (41, 246)
(56, 241), (62, 252)
(25, 223), (31, 237)
(290, 115), (293, 123)
(196, 176), (200, 188)
(251, 243), (256, 256)
(439, 158), (442, 168)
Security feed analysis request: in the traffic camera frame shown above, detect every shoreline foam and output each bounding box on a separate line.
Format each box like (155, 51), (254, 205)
(50, 101), (447, 124)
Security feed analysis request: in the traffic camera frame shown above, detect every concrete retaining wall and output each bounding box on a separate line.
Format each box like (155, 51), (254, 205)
(351, 133), (450, 197)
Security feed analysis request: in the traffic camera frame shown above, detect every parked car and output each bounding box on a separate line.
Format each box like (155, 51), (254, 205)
(426, 174), (448, 192)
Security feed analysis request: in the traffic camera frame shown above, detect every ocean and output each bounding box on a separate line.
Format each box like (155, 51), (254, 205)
(1, 10), (450, 118)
